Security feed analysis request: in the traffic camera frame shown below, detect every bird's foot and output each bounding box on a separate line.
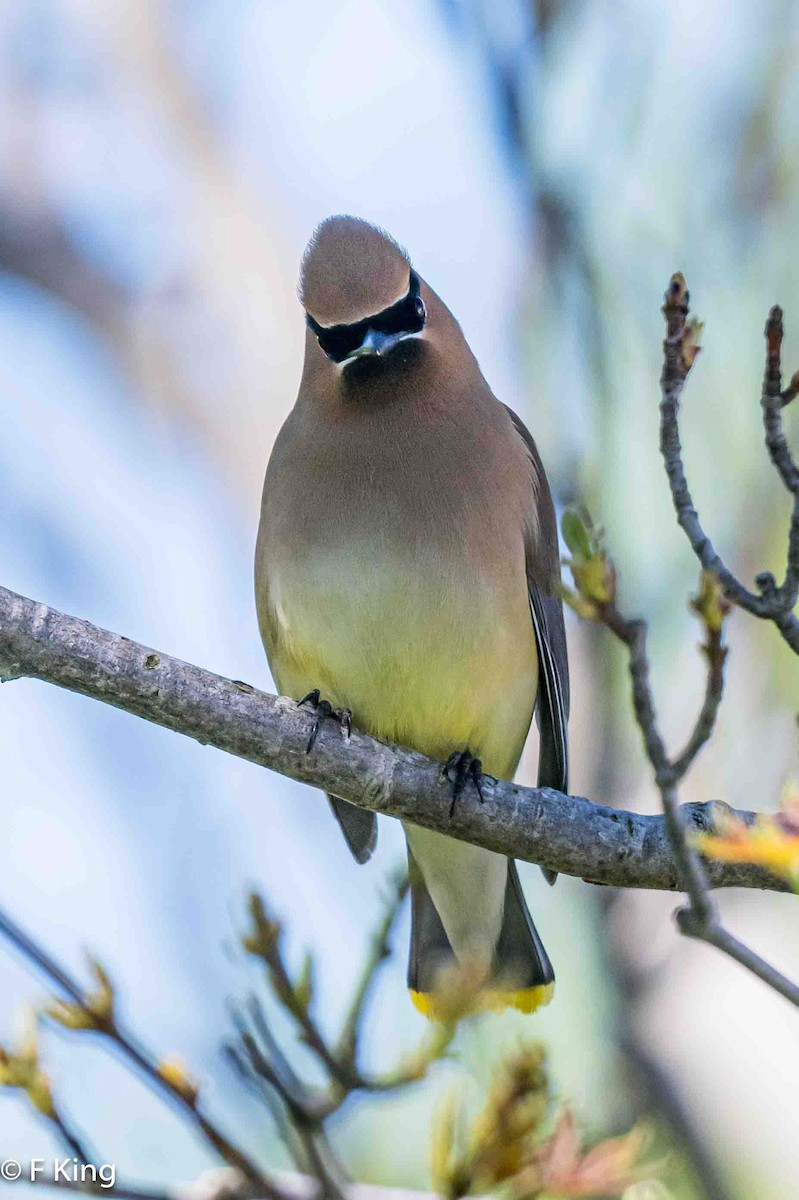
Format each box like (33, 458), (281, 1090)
(297, 689), (352, 753)
(442, 750), (485, 818)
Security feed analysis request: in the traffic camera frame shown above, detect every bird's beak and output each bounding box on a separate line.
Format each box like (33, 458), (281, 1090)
(347, 328), (408, 360)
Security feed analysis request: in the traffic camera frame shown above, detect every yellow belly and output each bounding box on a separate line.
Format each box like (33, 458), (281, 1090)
(262, 542), (537, 779)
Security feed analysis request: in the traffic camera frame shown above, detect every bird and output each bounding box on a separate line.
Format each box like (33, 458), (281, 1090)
(255, 216), (569, 1018)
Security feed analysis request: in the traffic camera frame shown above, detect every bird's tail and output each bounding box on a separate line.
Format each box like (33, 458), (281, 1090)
(407, 856), (554, 1020)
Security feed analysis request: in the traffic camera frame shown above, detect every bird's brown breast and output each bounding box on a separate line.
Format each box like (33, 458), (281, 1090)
(256, 388), (539, 778)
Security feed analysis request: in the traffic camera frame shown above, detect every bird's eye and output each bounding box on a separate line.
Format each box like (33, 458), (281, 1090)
(314, 321), (367, 362)
(306, 270), (426, 363)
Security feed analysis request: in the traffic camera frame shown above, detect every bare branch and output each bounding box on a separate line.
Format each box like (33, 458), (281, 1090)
(761, 306), (799, 620)
(0, 908), (286, 1200)
(670, 617), (726, 783)
(762, 306), (799, 495)
(50, 1110), (95, 1172)
(565, 288), (799, 1010)
(677, 911), (799, 1008)
(659, 274), (799, 652)
(0, 583), (787, 894)
(590, 582), (799, 1007)
(238, 882), (453, 1120)
(242, 895), (348, 1090)
(592, 600), (716, 925)
(598, 584), (799, 1006)
(335, 873), (408, 1077)
(603, 890), (734, 1200)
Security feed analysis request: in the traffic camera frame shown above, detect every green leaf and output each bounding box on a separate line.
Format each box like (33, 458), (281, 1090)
(561, 509), (592, 559)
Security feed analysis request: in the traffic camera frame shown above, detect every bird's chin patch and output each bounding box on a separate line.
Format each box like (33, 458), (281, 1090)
(342, 337), (425, 387)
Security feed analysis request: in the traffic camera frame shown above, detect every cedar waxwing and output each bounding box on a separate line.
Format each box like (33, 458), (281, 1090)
(255, 217), (569, 1017)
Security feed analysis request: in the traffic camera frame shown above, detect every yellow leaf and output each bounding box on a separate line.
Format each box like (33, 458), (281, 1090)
(690, 570), (730, 634)
(0, 1015), (57, 1119)
(157, 1056), (199, 1106)
(27, 1071), (56, 1118)
(696, 807), (799, 884)
(45, 999), (97, 1031)
(570, 554), (616, 606)
(86, 958), (115, 1023)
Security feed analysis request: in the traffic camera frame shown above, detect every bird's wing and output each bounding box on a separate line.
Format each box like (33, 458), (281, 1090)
(504, 406), (570, 875)
(326, 795), (377, 864)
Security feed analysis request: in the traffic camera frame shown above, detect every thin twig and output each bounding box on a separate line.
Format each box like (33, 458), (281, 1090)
(593, 603), (715, 924)
(50, 1110), (94, 1167)
(227, 884), (453, 1200)
(238, 881), (449, 1118)
(335, 873), (409, 1076)
(234, 1024), (317, 1123)
(226, 1040), (311, 1170)
(242, 896), (349, 1091)
(578, 281), (799, 1010)
(598, 586), (799, 1006)
(761, 306), (799, 615)
(677, 911), (799, 1008)
(230, 1031), (348, 1200)
(659, 274), (799, 651)
(596, 608), (671, 778)
(604, 898), (733, 1200)
(230, 877), (432, 1200)
(658, 783), (715, 930)
(596, 588), (799, 1006)
(762, 306), (799, 495)
(671, 625), (726, 783)
(659, 277), (773, 616)
(0, 908), (287, 1200)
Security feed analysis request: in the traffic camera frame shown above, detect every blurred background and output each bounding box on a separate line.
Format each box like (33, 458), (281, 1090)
(1, 1), (799, 1196)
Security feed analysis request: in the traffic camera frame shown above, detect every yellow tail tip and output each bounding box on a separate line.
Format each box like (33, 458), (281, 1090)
(410, 982), (555, 1021)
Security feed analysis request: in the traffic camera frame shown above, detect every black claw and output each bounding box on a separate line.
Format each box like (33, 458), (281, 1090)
(306, 699), (333, 752)
(472, 758), (485, 804)
(298, 690), (351, 753)
(443, 750), (486, 817)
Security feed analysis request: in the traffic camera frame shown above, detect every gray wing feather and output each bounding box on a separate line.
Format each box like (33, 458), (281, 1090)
(504, 406), (570, 885)
(327, 795), (377, 864)
(528, 587), (569, 794)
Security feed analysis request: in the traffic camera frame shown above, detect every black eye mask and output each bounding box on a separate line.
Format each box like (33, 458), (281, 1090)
(306, 270), (427, 363)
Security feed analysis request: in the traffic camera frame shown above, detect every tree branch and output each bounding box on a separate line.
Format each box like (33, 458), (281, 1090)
(597, 276), (799, 1010)
(659, 273), (799, 651)
(0, 865), (445, 1200)
(670, 606), (727, 784)
(0, 906), (286, 1200)
(600, 589), (799, 1003)
(762, 305), (799, 494)
(593, 597), (717, 924)
(562, 479), (799, 1008)
(677, 910), (799, 1008)
(0, 583), (787, 894)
